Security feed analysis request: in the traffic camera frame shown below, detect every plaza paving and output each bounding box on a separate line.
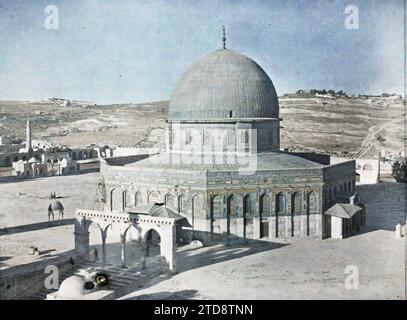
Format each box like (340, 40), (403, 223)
(0, 174), (405, 299)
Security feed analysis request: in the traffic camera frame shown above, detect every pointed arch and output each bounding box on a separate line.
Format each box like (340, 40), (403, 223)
(110, 188), (116, 212)
(177, 194), (185, 214)
(165, 193), (175, 210)
(134, 190), (143, 207)
(123, 189), (131, 209)
(276, 193), (286, 214)
(148, 191), (161, 203)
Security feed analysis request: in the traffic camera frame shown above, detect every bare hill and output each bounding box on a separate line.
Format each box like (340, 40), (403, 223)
(0, 96), (403, 158)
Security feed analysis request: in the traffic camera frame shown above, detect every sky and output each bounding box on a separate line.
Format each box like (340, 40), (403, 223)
(0, 0), (405, 104)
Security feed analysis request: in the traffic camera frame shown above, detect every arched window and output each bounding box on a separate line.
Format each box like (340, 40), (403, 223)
(165, 193), (174, 209)
(276, 193), (286, 214)
(243, 194), (254, 217)
(348, 181), (351, 192)
(308, 192), (318, 213)
(260, 193), (271, 216)
(148, 191), (160, 203)
(135, 191), (143, 206)
(292, 192), (302, 214)
(227, 194), (238, 218)
(123, 190), (131, 209)
(110, 188), (117, 212)
(211, 195), (222, 234)
(178, 194), (185, 213)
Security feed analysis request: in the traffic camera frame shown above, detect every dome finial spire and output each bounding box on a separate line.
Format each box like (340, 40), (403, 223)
(222, 25), (226, 50)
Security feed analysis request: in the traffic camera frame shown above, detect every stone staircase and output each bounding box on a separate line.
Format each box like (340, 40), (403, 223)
(27, 256), (166, 300)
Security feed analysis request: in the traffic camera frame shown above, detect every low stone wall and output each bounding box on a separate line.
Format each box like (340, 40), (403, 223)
(0, 251), (76, 300)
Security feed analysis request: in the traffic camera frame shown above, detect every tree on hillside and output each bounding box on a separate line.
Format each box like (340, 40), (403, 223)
(392, 160), (407, 183)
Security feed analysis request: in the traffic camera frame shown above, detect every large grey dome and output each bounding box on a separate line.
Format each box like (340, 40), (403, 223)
(169, 49), (279, 120)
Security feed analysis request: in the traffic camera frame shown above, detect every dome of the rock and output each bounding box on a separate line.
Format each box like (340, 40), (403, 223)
(169, 49), (279, 121)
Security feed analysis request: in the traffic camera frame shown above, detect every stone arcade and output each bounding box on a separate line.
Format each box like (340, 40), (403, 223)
(75, 30), (362, 271)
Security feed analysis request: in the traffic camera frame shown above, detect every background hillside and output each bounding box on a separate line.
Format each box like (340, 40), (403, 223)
(0, 95), (403, 158)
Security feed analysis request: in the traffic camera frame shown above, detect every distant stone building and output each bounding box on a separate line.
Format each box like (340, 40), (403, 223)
(1, 120), (100, 176)
(12, 157), (47, 178)
(0, 121), (39, 166)
(356, 158), (380, 184)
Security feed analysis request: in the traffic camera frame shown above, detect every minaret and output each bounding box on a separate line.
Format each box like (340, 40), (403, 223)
(26, 120), (32, 152)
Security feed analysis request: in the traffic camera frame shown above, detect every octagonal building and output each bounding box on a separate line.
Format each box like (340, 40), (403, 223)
(99, 38), (357, 242)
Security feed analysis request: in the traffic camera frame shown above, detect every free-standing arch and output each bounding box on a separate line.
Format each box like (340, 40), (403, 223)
(140, 224), (177, 271)
(119, 225), (140, 268)
(86, 222), (112, 264)
(142, 228), (161, 258)
(75, 205), (184, 272)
